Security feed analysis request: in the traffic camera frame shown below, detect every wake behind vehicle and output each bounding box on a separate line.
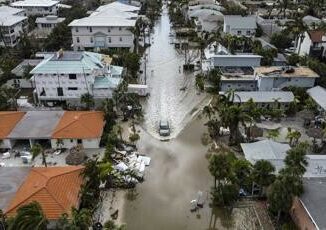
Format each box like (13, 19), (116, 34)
(159, 120), (170, 136)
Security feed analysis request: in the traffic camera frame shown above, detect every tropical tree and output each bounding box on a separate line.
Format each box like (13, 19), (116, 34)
(80, 93), (94, 110)
(283, 142), (308, 179)
(285, 14), (308, 55)
(195, 74), (205, 91)
(286, 128), (301, 147)
(232, 159), (252, 189)
(8, 201), (48, 230)
(252, 160), (275, 196)
(31, 144), (47, 167)
(70, 208), (92, 229)
(209, 153), (233, 189)
(266, 129), (280, 140)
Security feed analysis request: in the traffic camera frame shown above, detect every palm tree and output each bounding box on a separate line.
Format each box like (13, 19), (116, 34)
(252, 160), (275, 196)
(8, 201), (48, 230)
(285, 14), (308, 55)
(203, 105), (214, 120)
(80, 93), (94, 110)
(286, 128), (301, 147)
(208, 153), (232, 189)
(31, 144), (47, 167)
(283, 142), (308, 178)
(70, 208), (92, 229)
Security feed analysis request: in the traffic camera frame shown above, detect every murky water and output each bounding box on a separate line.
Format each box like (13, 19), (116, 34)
(141, 4), (206, 139)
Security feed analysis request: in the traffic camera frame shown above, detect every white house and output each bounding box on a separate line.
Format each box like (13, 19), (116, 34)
(307, 86), (326, 115)
(11, 0), (59, 16)
(35, 15), (65, 37)
(69, 2), (140, 51)
(223, 15), (257, 37)
(30, 50), (123, 106)
(255, 66), (319, 91)
(0, 6), (27, 47)
(296, 30), (326, 58)
(229, 91), (295, 109)
(241, 139), (326, 177)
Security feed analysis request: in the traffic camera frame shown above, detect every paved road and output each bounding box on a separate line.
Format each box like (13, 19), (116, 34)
(140, 4), (207, 139)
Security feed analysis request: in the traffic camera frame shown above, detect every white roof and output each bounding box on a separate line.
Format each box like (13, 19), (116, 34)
(11, 0), (58, 7)
(96, 1), (140, 13)
(69, 16), (136, 27)
(0, 5), (25, 15)
(69, 1), (138, 27)
(232, 91), (295, 103)
(36, 16), (65, 24)
(307, 86), (326, 110)
(0, 14), (27, 26)
(224, 15), (257, 29)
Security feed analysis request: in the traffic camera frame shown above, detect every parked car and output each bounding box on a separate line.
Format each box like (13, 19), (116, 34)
(159, 120), (170, 136)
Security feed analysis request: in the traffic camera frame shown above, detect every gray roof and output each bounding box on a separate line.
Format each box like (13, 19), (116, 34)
(241, 140), (290, 172)
(11, 59), (42, 77)
(300, 177), (326, 229)
(0, 167), (31, 210)
(224, 15), (257, 29)
(307, 86), (326, 110)
(36, 16), (65, 24)
(232, 91), (295, 103)
(8, 111), (64, 139)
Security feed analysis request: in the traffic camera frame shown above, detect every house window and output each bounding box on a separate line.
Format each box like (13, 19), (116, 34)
(237, 30), (241, 35)
(40, 87), (46, 96)
(288, 78), (291, 81)
(69, 74), (77, 80)
(119, 37), (122, 42)
(77, 139), (82, 144)
(89, 27), (92, 32)
(108, 37), (111, 43)
(90, 37), (93, 43)
(108, 27), (111, 32)
(119, 27), (122, 31)
(75, 27), (78, 32)
(70, 139), (74, 143)
(246, 30), (251, 36)
(76, 37), (80, 43)
(68, 87), (78, 90)
(57, 87), (63, 96)
(228, 85), (231, 88)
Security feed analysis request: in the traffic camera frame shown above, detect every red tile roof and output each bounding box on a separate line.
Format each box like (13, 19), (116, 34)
(52, 111), (104, 139)
(0, 112), (25, 139)
(5, 166), (84, 220)
(308, 30), (325, 43)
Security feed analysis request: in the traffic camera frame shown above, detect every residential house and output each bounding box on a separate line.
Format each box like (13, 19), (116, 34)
(0, 111), (26, 149)
(187, 4), (224, 32)
(255, 66), (319, 91)
(5, 166), (84, 227)
(302, 15), (321, 28)
(229, 91), (295, 109)
(11, 0), (59, 16)
(30, 50), (123, 106)
(7, 59), (42, 88)
(204, 42), (261, 91)
(69, 2), (140, 51)
(223, 15), (257, 37)
(0, 111), (104, 149)
(241, 140), (326, 177)
(35, 15), (65, 38)
(291, 178), (326, 230)
(0, 167), (30, 211)
(296, 30), (326, 59)
(7, 110), (65, 148)
(51, 111), (104, 149)
(307, 85), (326, 115)
(0, 6), (27, 47)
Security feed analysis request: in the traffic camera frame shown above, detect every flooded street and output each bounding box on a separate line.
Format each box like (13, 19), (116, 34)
(120, 4), (266, 230)
(141, 4), (207, 139)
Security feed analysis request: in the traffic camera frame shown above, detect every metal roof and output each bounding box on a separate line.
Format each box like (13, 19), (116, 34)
(8, 111), (64, 139)
(30, 51), (104, 74)
(93, 76), (122, 89)
(11, 0), (58, 7)
(232, 91), (295, 103)
(224, 15), (257, 29)
(300, 177), (326, 229)
(307, 86), (326, 111)
(36, 16), (65, 24)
